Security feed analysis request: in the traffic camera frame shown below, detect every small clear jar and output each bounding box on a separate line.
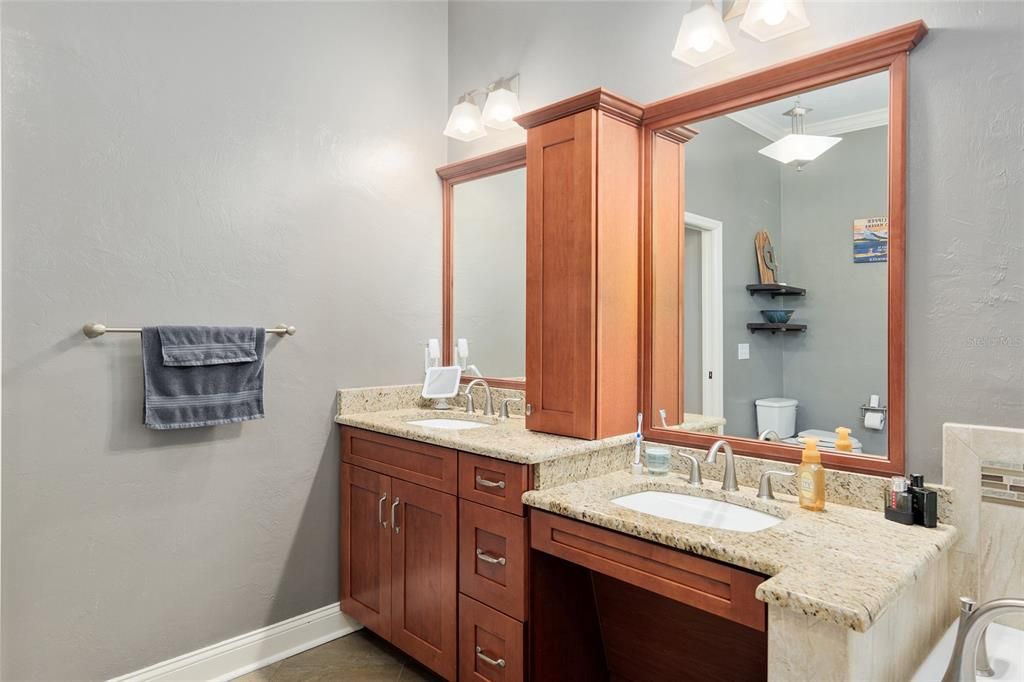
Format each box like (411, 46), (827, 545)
(645, 445), (672, 476)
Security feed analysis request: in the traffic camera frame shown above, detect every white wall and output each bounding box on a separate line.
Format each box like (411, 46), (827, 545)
(1, 2), (447, 679)
(448, 0), (1024, 478)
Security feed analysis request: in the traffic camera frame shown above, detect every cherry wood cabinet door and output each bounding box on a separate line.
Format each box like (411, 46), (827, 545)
(525, 110), (597, 439)
(340, 464), (391, 638)
(390, 478), (458, 680)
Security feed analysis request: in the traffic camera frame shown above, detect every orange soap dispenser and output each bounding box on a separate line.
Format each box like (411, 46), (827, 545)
(797, 437), (826, 511)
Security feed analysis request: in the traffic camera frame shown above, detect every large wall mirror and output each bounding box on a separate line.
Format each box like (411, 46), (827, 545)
(642, 22), (926, 475)
(438, 145), (527, 388)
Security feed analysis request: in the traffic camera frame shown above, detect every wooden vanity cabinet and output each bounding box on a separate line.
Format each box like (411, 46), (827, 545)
(340, 428), (458, 680)
(341, 427), (532, 681)
(518, 89), (643, 441)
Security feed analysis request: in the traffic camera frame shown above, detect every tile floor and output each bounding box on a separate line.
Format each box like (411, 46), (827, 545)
(234, 629), (439, 681)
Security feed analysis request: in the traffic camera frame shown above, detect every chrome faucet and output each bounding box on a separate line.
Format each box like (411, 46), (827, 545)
(943, 597), (1024, 681)
(677, 452), (703, 485)
(705, 440), (738, 492)
(463, 378), (494, 416)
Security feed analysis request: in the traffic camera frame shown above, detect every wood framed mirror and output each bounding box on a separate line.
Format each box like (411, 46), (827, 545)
(437, 145), (527, 389)
(641, 21), (928, 476)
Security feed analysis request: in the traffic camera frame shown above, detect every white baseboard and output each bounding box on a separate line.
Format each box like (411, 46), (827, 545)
(109, 602), (362, 682)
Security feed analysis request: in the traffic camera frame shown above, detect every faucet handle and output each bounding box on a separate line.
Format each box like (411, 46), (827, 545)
(678, 453), (703, 486)
(498, 397), (522, 419)
(463, 387), (476, 414)
(757, 470), (795, 500)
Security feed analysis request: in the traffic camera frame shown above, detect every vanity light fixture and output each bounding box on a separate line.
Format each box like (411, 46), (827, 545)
(673, 0), (735, 67)
(481, 75), (522, 130)
(739, 0), (810, 42)
(757, 100), (840, 170)
(443, 92), (487, 142)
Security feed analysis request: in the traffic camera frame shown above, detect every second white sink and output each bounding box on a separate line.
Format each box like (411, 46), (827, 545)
(612, 490), (781, 533)
(406, 418), (490, 431)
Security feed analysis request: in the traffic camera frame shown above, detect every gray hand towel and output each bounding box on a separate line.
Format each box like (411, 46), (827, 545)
(142, 326), (266, 430)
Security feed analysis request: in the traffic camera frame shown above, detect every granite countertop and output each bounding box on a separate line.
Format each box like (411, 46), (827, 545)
(335, 408), (635, 465)
(523, 469), (959, 632)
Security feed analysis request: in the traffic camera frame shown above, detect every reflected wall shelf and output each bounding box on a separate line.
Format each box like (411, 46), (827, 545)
(746, 284), (806, 298)
(747, 323), (807, 334)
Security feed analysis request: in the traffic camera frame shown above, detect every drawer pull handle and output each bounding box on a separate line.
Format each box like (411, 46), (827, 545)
(391, 498), (400, 534)
(476, 475), (506, 489)
(476, 549), (507, 566)
(378, 494), (388, 529)
(475, 646), (506, 669)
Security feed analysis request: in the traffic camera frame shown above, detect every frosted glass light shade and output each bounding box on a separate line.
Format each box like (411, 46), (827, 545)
(482, 88), (522, 130)
(758, 133), (841, 164)
(672, 3), (735, 67)
(443, 100), (487, 142)
(740, 0), (810, 42)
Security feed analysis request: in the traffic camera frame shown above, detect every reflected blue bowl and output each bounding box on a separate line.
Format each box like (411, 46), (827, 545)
(761, 309), (795, 324)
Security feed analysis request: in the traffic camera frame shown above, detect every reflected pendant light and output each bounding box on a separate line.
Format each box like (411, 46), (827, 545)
(757, 101), (840, 170)
(481, 76), (522, 130)
(672, 0), (735, 67)
(443, 93), (487, 142)
(739, 0), (810, 42)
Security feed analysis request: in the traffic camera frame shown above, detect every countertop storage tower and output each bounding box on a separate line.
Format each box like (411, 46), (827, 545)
(517, 89), (643, 440)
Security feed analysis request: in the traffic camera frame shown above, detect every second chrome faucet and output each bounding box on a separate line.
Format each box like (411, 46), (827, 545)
(705, 440), (739, 492)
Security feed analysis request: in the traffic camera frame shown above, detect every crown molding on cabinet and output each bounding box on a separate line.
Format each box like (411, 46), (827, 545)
(515, 87), (645, 130)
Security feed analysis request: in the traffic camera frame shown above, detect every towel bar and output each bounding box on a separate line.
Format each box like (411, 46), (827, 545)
(82, 323), (296, 338)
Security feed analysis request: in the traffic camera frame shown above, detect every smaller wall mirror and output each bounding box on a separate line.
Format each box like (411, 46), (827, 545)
(438, 146), (527, 387)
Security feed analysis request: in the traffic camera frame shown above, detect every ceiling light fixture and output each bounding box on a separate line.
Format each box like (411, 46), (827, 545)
(757, 100), (841, 170)
(481, 75), (522, 130)
(443, 92), (487, 142)
(672, 0), (735, 67)
(739, 0), (810, 42)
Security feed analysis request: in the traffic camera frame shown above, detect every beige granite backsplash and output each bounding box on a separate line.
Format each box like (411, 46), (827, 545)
(337, 383), (526, 417)
(669, 446), (954, 524)
(336, 385), (951, 520)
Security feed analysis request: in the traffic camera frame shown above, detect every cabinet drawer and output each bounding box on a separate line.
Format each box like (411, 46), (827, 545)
(342, 427), (457, 494)
(459, 452), (530, 515)
(531, 510), (766, 631)
(459, 595), (525, 682)
(459, 500), (528, 621)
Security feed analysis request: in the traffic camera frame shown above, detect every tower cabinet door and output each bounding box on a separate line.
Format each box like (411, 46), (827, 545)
(525, 110), (597, 439)
(390, 478), (458, 680)
(340, 464), (391, 638)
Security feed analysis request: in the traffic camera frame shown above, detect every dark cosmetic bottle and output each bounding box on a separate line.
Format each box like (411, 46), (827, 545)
(884, 476), (914, 525)
(909, 474), (938, 528)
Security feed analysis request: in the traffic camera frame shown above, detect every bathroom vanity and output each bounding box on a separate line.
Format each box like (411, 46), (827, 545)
(337, 389), (958, 681)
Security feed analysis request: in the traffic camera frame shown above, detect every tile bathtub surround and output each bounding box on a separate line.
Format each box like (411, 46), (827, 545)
(523, 469), (958, 632)
(943, 423), (1024, 630)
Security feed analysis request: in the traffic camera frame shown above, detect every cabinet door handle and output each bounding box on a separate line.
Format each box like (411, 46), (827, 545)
(475, 646), (506, 669)
(391, 498), (400, 534)
(378, 494), (388, 528)
(476, 548), (507, 566)
(475, 475), (506, 489)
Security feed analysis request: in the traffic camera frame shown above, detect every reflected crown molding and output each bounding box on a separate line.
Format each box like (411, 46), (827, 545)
(727, 107), (889, 141)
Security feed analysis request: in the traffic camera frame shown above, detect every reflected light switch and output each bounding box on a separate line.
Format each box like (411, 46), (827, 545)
(738, 344), (750, 360)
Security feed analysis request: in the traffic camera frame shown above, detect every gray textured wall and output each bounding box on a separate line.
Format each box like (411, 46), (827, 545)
(685, 117), (783, 438)
(453, 167), (526, 378)
(2, 2), (447, 679)
(782, 126), (889, 454)
(449, 1), (1024, 479)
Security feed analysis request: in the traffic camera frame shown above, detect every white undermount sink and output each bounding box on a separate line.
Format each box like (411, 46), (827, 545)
(612, 490), (782, 533)
(405, 418), (490, 431)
